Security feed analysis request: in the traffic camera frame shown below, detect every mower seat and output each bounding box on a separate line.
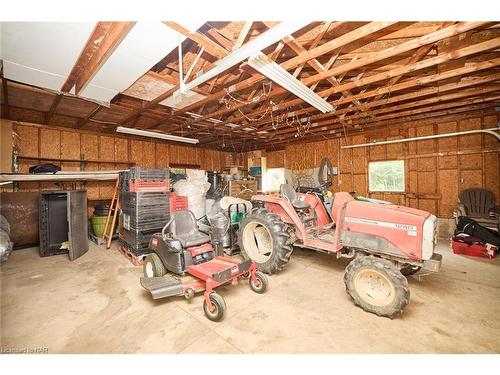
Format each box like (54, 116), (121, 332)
(280, 184), (310, 210)
(170, 211), (210, 248)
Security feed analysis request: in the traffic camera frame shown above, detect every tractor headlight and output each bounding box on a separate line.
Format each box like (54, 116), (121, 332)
(422, 214), (437, 260)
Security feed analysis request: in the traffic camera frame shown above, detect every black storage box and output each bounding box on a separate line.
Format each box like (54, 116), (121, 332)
(39, 190), (88, 260)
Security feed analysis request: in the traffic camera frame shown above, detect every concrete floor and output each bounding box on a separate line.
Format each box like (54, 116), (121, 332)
(1, 240), (499, 354)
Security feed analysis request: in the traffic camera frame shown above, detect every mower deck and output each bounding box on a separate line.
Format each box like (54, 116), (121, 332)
(141, 257), (254, 300)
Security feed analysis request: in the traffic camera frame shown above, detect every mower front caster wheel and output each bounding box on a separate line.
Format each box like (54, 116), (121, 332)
(249, 271), (268, 294)
(203, 292), (226, 322)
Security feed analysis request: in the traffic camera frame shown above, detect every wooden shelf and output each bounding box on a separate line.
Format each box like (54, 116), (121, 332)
(17, 155), (135, 165)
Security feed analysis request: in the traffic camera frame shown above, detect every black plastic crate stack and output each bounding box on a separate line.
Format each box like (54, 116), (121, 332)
(118, 168), (170, 256)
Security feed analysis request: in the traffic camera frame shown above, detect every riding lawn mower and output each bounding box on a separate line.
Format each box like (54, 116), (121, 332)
(140, 210), (268, 321)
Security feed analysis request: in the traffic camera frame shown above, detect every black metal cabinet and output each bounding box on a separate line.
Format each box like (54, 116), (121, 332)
(39, 190), (88, 260)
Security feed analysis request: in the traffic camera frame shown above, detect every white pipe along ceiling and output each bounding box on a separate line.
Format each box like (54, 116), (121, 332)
(341, 127), (500, 148)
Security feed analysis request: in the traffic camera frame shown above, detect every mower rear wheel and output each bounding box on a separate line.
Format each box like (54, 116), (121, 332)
(143, 253), (166, 278)
(203, 292), (226, 322)
(249, 271), (268, 294)
(344, 255), (409, 319)
(238, 208), (293, 274)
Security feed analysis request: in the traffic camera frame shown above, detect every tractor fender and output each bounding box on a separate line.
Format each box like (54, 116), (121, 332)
(252, 195), (306, 240)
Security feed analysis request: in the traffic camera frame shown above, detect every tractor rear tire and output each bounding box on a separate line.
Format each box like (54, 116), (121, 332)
(143, 253), (166, 278)
(344, 255), (409, 319)
(238, 208), (293, 274)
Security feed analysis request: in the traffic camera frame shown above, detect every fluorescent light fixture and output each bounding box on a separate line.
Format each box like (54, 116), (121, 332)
(116, 126), (199, 144)
(179, 21), (308, 93)
(247, 52), (333, 113)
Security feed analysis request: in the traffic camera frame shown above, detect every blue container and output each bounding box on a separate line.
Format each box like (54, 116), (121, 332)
(249, 166), (262, 175)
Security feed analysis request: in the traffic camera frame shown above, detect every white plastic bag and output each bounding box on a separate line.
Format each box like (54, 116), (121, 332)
(173, 169), (211, 219)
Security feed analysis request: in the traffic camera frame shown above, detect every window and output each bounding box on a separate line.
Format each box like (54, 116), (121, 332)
(263, 168), (286, 192)
(368, 160), (405, 192)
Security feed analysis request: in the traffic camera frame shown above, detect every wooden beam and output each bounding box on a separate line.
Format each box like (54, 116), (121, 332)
(174, 22), (394, 128)
(298, 22), (488, 88)
(267, 84), (500, 138)
(76, 104), (102, 129)
(233, 22), (253, 50)
(204, 36), (500, 133)
(202, 73), (500, 144)
(163, 21), (229, 59)
(1, 75), (9, 119)
(44, 94), (63, 124)
(182, 22), (485, 131)
(206, 28), (234, 51)
(371, 43), (434, 101)
(283, 33), (372, 116)
(267, 104), (498, 146)
(62, 22), (133, 94)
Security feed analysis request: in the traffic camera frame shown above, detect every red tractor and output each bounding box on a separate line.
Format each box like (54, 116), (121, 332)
(238, 184), (442, 318)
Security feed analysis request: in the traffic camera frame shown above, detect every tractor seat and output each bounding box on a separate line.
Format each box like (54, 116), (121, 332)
(169, 211), (210, 248)
(280, 184), (311, 210)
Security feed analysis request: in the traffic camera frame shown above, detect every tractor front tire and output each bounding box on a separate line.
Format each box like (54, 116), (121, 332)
(143, 253), (166, 278)
(238, 208), (293, 274)
(344, 255), (409, 319)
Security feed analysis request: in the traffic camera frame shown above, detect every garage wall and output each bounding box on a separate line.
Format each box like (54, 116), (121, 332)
(261, 112), (499, 218)
(0, 120), (234, 200)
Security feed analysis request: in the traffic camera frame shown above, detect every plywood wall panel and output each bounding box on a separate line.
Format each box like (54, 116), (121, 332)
(353, 174), (367, 196)
(314, 140), (329, 165)
(416, 125), (434, 154)
(438, 155), (457, 169)
(114, 137), (128, 162)
(458, 118), (482, 150)
(437, 121), (457, 152)
(339, 173), (352, 192)
(417, 171), (437, 194)
(459, 154), (482, 170)
(61, 131), (80, 159)
(438, 169), (458, 217)
(483, 115), (498, 148)
(267, 150), (285, 168)
(142, 141), (156, 168)
(417, 157), (435, 172)
(40, 128), (60, 158)
(15, 125), (38, 157)
(369, 144), (386, 161)
(155, 143), (169, 168)
(81, 134), (98, 160)
(460, 169), (483, 190)
(130, 140), (143, 165)
(304, 142), (316, 169)
(418, 199), (437, 215)
(408, 158), (417, 171)
(99, 136), (114, 162)
(351, 155), (365, 174)
(383, 193), (403, 205)
(339, 148), (353, 173)
(327, 139), (339, 166)
(408, 170), (418, 193)
(484, 153), (499, 199)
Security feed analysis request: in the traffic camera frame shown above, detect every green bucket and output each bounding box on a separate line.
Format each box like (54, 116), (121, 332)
(231, 212), (245, 224)
(91, 215), (118, 237)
